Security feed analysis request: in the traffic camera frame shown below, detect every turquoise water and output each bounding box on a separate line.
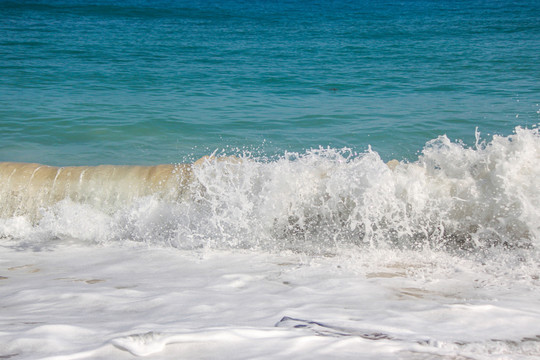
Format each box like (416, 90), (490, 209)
(1, 0), (539, 165)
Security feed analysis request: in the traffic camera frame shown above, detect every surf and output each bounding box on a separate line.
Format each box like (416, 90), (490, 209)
(0, 127), (538, 253)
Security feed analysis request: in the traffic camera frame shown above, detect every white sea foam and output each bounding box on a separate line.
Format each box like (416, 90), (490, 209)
(1, 126), (538, 254)
(1, 127), (539, 358)
(0, 246), (539, 359)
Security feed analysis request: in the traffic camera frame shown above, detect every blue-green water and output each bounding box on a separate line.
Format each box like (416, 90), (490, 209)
(1, 0), (539, 165)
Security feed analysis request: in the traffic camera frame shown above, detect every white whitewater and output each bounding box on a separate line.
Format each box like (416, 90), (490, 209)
(1, 127), (539, 359)
(0, 127), (539, 252)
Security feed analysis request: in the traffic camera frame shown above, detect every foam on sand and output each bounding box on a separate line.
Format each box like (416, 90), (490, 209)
(0, 246), (539, 359)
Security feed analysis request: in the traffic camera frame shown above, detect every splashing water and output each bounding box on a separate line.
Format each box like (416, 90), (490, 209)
(0, 126), (538, 255)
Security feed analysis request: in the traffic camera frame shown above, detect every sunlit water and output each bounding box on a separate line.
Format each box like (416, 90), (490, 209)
(1, 1), (539, 359)
(1, 0), (539, 165)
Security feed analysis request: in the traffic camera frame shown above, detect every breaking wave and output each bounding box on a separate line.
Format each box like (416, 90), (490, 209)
(1, 126), (539, 254)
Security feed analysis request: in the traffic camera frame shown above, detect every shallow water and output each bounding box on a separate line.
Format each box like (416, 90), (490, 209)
(1, 246), (539, 359)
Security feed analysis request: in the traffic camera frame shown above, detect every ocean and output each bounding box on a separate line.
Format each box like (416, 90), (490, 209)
(1, 0), (539, 359)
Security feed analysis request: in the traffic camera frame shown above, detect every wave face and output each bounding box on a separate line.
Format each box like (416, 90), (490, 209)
(0, 162), (192, 219)
(1, 127), (539, 253)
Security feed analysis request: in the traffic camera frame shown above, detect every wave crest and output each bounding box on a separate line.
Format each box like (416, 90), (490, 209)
(1, 126), (539, 253)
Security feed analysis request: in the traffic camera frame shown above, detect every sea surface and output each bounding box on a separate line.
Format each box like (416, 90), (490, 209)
(1, 1), (540, 359)
(1, 0), (539, 165)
